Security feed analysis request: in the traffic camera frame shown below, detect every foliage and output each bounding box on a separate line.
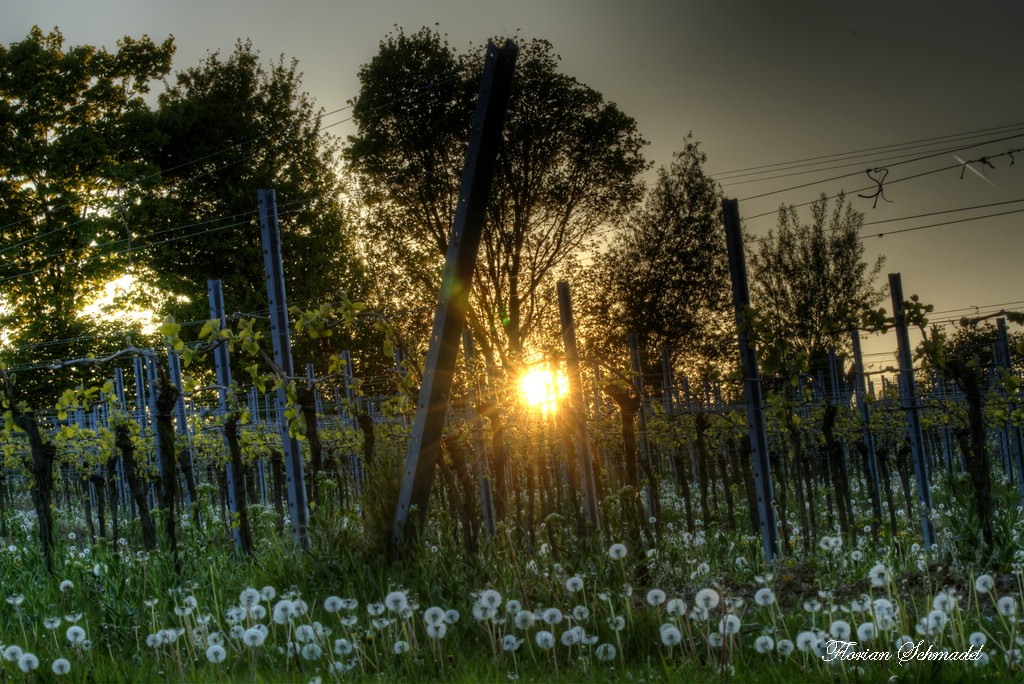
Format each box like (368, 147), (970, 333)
(137, 39), (367, 367)
(0, 27), (175, 399)
(750, 193), (885, 375)
(580, 137), (734, 382)
(345, 27), (648, 368)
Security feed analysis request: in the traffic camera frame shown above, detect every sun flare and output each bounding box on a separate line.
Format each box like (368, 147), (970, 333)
(519, 366), (568, 412)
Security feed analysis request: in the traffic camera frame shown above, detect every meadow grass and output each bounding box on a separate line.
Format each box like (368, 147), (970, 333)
(1, 477), (1022, 684)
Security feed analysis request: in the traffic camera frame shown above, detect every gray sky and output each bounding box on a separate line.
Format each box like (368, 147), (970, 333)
(5, 0), (1023, 370)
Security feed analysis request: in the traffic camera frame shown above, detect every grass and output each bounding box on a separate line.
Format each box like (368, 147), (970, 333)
(1, 476), (1023, 684)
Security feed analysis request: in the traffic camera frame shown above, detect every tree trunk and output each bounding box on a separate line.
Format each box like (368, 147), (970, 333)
(154, 380), (182, 575)
(948, 360), (994, 552)
(115, 424), (156, 552)
(298, 387), (323, 507)
(223, 415), (254, 555)
(16, 411), (56, 574)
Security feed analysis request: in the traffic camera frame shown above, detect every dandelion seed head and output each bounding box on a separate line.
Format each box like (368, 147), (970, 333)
(566, 576), (584, 593)
(754, 635), (774, 653)
(52, 657), (71, 675)
(719, 614), (741, 635)
(666, 597), (686, 616)
(998, 596), (1017, 617)
(695, 587), (720, 610)
(975, 574), (995, 594)
(239, 587), (261, 609)
(502, 634), (523, 652)
(334, 638), (354, 656)
(754, 588), (775, 607)
(542, 607), (563, 625)
(66, 625), (86, 645)
(426, 622), (447, 639)
(535, 630), (555, 649)
(514, 610), (536, 630)
(17, 652), (39, 673)
(660, 623), (682, 646)
(300, 642), (322, 660)
(646, 588), (666, 606)
(608, 543), (627, 561)
(776, 638), (795, 656)
(393, 640), (410, 655)
(206, 644), (226, 664)
(596, 642), (617, 661)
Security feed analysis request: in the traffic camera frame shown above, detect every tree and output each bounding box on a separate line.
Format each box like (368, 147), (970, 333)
(138, 40), (366, 354)
(750, 193), (885, 371)
(579, 137), (734, 381)
(0, 27), (175, 396)
(345, 27), (648, 369)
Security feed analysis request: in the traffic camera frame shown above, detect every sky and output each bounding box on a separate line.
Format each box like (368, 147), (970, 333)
(4, 0), (1024, 372)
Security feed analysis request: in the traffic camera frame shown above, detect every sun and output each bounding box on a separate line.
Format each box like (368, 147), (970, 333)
(519, 366), (567, 412)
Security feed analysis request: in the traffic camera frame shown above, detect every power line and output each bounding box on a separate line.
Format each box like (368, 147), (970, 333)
(713, 122), (1024, 180)
(861, 207), (1024, 240)
(737, 133), (1024, 203)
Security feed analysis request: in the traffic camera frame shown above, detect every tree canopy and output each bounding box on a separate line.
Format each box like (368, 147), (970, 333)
(0, 27), (175, 396)
(345, 27), (648, 370)
(139, 40), (366, 334)
(750, 193), (886, 372)
(580, 137), (734, 381)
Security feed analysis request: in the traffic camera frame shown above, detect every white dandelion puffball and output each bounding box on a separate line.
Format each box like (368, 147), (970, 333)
(51, 657), (71, 676)
(608, 543), (627, 560)
(754, 635), (774, 653)
(660, 624), (682, 646)
(385, 591), (408, 613)
(206, 644), (227, 664)
(426, 623), (447, 639)
(502, 634), (523, 652)
(17, 652), (39, 673)
(572, 605), (590, 621)
(596, 643), (617, 661)
(424, 606), (446, 625)
(666, 598), (686, 616)
(243, 627), (266, 648)
(300, 642), (323, 661)
(514, 610), (536, 630)
(535, 630), (555, 649)
(975, 574), (995, 594)
(239, 587), (261, 608)
(869, 563), (890, 588)
(720, 614), (741, 636)
(59, 580), (73, 593)
(566, 576), (584, 593)
(829, 620), (851, 640)
(647, 588), (667, 606)
(333, 638), (354, 656)
(393, 640), (410, 655)
(998, 596), (1017, 617)
(970, 632), (987, 647)
(695, 588), (720, 611)
(560, 629), (579, 647)
(542, 607), (563, 625)
(480, 589), (502, 608)
(776, 639), (795, 656)
(754, 588), (775, 607)
(66, 625), (86, 645)
(857, 622), (877, 642)
(324, 596), (344, 613)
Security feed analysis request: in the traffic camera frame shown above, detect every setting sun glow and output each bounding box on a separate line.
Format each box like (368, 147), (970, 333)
(519, 367), (568, 412)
